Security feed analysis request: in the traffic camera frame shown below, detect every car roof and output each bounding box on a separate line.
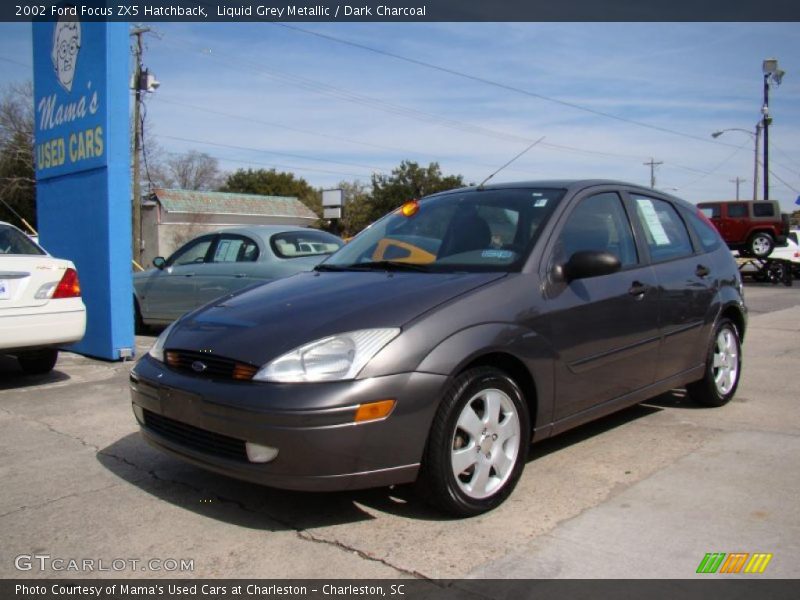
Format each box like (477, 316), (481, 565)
(434, 179), (691, 206)
(207, 225), (336, 241)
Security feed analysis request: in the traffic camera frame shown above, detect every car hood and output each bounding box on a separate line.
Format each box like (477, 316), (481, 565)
(165, 270), (506, 365)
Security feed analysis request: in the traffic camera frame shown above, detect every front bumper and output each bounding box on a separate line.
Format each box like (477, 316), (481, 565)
(130, 355), (447, 491)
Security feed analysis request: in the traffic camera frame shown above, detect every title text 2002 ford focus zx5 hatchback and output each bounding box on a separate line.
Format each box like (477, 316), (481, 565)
(130, 180), (746, 516)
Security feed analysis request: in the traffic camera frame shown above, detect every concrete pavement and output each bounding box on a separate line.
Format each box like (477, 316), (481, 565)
(1, 286), (798, 580)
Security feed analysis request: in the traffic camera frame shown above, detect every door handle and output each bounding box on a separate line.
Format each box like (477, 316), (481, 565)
(696, 264), (710, 277)
(628, 281), (648, 296)
(184, 273), (195, 277)
(235, 273), (247, 278)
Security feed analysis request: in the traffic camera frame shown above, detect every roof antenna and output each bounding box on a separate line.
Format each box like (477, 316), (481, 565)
(477, 136), (545, 190)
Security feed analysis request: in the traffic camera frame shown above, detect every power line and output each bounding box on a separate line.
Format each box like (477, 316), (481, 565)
(273, 23), (754, 148)
(162, 150), (370, 180)
(158, 134), (387, 172)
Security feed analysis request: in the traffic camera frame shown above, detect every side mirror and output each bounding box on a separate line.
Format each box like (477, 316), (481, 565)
(152, 256), (166, 270)
(563, 250), (621, 281)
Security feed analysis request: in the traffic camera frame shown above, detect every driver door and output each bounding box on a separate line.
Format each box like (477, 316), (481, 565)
(140, 234), (216, 322)
(538, 191), (660, 422)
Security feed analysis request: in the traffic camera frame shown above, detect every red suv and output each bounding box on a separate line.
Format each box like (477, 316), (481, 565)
(697, 200), (790, 258)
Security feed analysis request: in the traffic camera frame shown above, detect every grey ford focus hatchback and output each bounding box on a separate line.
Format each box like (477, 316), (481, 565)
(130, 180), (746, 516)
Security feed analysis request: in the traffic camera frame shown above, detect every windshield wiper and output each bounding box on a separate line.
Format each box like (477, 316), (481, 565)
(313, 264), (349, 272)
(338, 260), (432, 272)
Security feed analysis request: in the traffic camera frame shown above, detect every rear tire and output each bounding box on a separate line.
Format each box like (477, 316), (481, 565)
(748, 232), (774, 258)
(18, 349), (58, 375)
(687, 319), (741, 407)
(417, 366), (530, 517)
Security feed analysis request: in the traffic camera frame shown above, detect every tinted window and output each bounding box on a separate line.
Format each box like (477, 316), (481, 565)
(168, 236), (214, 266)
(271, 230), (343, 259)
(700, 205), (721, 219)
(752, 202), (775, 217)
(727, 204), (747, 218)
(681, 207), (722, 253)
(633, 196), (694, 262)
(557, 192), (638, 268)
(0, 224), (46, 255)
(212, 235), (259, 263)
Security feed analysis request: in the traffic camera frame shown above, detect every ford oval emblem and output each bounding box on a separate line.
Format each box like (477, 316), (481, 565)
(191, 361), (207, 373)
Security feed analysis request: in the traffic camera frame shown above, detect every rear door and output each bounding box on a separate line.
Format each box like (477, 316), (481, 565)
(723, 202), (749, 244)
(194, 234), (262, 307)
(627, 193), (715, 380)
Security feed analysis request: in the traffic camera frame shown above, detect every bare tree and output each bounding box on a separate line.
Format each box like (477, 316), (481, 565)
(0, 82), (35, 228)
(165, 150), (222, 191)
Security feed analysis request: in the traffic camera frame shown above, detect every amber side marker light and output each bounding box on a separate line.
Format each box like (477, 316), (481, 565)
(400, 199), (419, 217)
(354, 399), (396, 423)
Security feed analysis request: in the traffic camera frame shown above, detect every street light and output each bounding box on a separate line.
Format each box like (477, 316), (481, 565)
(711, 124), (762, 201)
(762, 58), (785, 201)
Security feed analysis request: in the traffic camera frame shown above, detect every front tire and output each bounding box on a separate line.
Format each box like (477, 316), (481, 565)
(18, 349), (59, 375)
(417, 367), (530, 516)
(687, 319), (741, 407)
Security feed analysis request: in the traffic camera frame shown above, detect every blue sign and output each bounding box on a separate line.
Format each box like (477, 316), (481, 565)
(33, 20), (134, 360)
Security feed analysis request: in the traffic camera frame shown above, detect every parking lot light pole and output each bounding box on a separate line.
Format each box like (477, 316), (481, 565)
(762, 58), (785, 201)
(711, 125), (762, 201)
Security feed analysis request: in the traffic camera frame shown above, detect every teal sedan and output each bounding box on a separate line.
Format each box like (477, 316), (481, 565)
(133, 226), (343, 331)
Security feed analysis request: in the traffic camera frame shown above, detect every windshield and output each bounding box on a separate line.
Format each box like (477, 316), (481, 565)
(0, 224), (46, 256)
(322, 187), (564, 272)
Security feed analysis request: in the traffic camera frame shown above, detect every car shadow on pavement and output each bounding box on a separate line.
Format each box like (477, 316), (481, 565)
(641, 388), (722, 410)
(0, 355), (71, 389)
(97, 399), (669, 526)
(97, 432), (448, 528)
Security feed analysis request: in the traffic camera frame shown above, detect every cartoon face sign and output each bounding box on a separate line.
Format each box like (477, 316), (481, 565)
(51, 18), (81, 92)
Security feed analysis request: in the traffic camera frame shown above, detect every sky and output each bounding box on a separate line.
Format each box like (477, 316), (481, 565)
(1, 21), (798, 212)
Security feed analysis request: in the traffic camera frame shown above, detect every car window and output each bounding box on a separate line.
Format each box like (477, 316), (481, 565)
(168, 236), (214, 266)
(681, 207), (722, 253)
(556, 192), (638, 268)
(0, 224), (46, 255)
(752, 202), (775, 217)
(271, 230), (344, 259)
(699, 205), (720, 219)
(790, 232), (799, 245)
(727, 204), (747, 218)
(633, 196), (694, 263)
(212, 235), (259, 263)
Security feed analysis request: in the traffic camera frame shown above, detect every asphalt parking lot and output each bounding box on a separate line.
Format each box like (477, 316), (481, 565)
(1, 282), (798, 580)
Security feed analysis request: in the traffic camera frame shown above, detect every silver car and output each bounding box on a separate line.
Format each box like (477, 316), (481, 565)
(133, 225), (343, 330)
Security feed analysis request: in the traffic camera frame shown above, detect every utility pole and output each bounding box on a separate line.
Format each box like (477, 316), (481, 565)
(730, 177), (746, 201)
(130, 26), (150, 267)
(643, 158), (663, 189)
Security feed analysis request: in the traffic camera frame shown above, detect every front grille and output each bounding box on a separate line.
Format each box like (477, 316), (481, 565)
(143, 409), (248, 462)
(165, 349), (258, 381)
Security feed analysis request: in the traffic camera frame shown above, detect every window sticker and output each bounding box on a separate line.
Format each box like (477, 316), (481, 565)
(636, 198), (671, 246)
(534, 198), (548, 207)
(481, 249), (514, 259)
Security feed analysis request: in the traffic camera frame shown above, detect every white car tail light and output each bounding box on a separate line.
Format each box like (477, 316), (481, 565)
(51, 268), (81, 299)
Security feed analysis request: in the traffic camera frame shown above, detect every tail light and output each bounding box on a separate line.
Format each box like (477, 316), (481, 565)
(52, 268), (81, 299)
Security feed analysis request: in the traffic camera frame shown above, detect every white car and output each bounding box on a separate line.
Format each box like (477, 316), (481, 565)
(0, 221), (86, 374)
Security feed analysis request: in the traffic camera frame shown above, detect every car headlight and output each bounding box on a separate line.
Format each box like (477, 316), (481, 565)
(147, 321), (177, 363)
(254, 328), (400, 383)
